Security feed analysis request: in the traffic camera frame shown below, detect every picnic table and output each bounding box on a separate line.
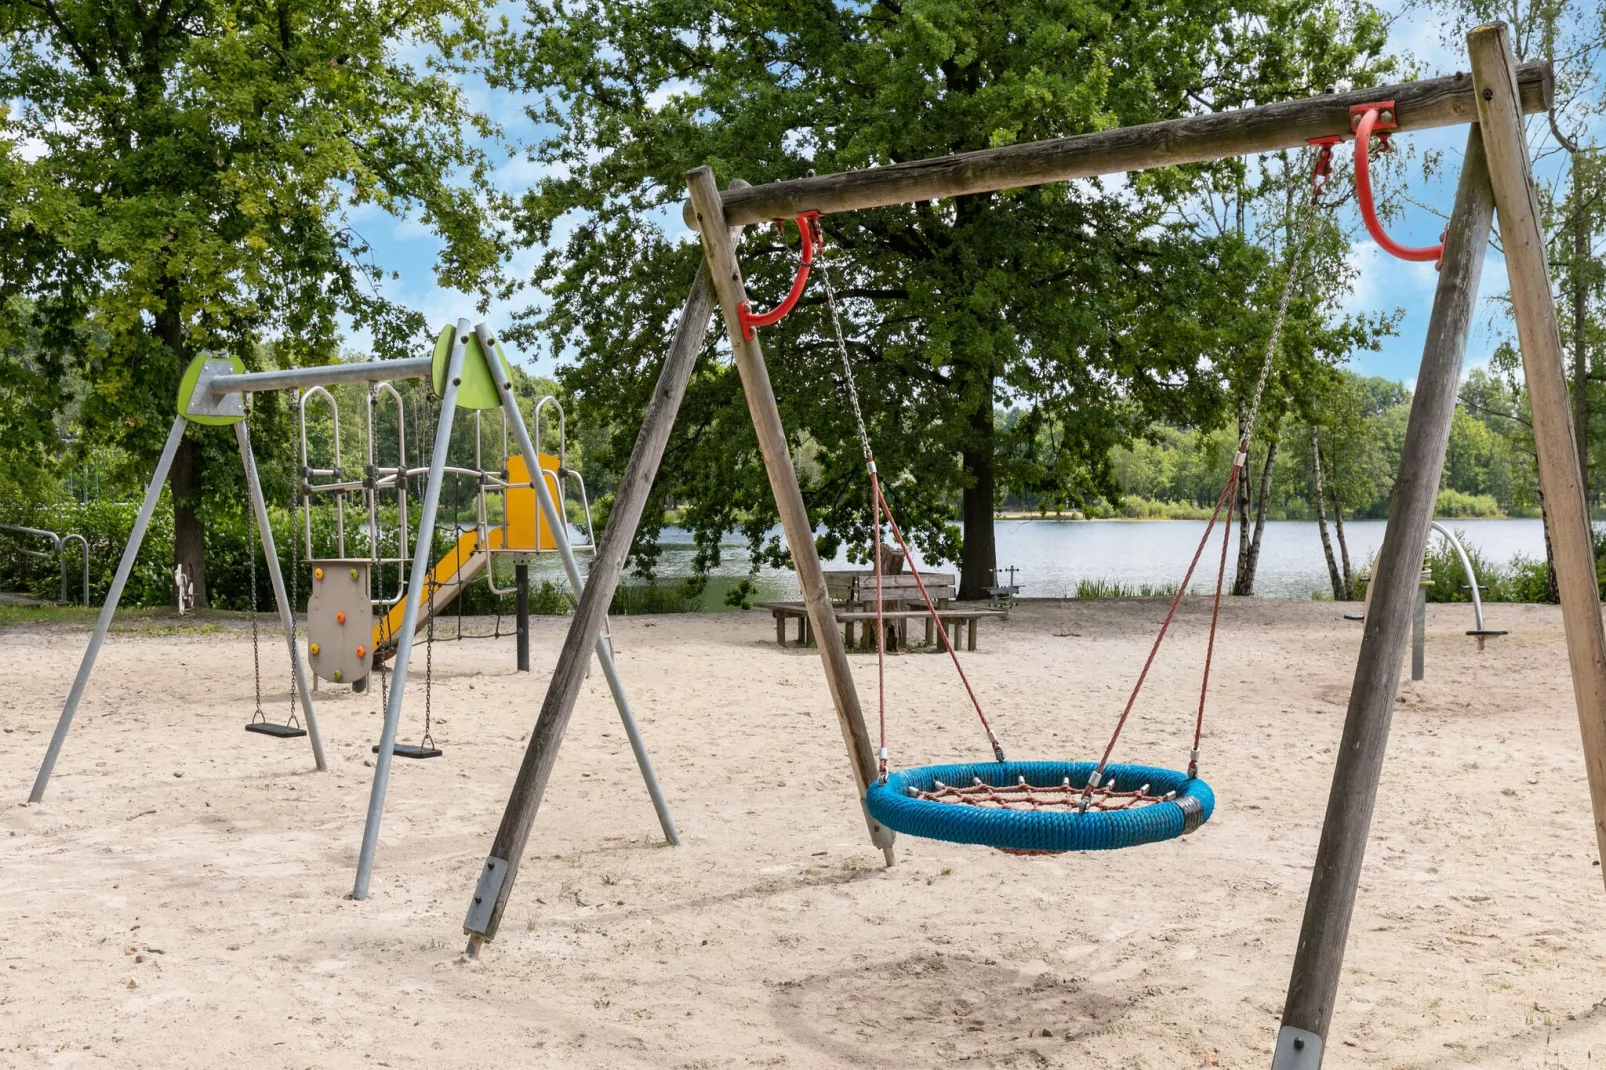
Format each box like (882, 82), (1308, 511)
(756, 601), (1004, 651)
(759, 570), (1003, 651)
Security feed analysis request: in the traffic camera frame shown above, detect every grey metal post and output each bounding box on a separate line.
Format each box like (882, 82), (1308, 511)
(1272, 123), (1495, 1068)
(351, 321), (469, 900)
(476, 322), (679, 846)
(515, 562), (530, 672)
(236, 421), (327, 771)
(29, 417), (189, 802)
(1412, 569), (1428, 682)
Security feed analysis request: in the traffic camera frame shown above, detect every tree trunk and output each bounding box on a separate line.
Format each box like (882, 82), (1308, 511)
(1233, 432), (1279, 595)
(1329, 480), (1355, 599)
(1310, 426), (1345, 600)
(156, 296), (207, 607)
(1234, 405), (1252, 584)
(1574, 184), (1590, 504)
(958, 374), (996, 601)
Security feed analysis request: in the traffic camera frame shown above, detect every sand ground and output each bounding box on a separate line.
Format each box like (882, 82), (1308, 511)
(2, 599), (1605, 1069)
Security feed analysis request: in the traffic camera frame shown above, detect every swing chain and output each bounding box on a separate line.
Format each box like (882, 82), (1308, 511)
(288, 407), (302, 732)
(818, 233), (1004, 769)
(1081, 146), (1331, 803)
(249, 481), (263, 722)
(1237, 171), (1326, 468)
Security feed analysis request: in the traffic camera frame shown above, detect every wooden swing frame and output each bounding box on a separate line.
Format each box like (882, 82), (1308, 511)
(464, 21), (1599, 1067)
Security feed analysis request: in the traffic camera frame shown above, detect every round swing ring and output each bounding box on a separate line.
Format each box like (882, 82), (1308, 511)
(864, 760), (1214, 853)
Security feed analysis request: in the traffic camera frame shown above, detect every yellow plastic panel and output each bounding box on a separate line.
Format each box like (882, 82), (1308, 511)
(505, 453), (562, 551)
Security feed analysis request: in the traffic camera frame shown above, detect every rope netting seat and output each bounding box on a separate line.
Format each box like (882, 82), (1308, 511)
(794, 145), (1333, 855)
(866, 761), (1213, 852)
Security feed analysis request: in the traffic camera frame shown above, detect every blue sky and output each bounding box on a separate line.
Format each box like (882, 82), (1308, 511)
(348, 5), (1583, 388)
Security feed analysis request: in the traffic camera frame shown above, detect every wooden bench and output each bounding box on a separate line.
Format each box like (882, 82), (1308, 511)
(757, 601), (1004, 652)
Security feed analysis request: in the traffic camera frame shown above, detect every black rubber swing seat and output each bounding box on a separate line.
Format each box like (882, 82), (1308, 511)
(373, 742), (442, 760)
(246, 721), (307, 739)
(1467, 629), (1509, 638)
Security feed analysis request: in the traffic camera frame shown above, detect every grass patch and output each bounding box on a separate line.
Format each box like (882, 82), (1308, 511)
(610, 581), (703, 615)
(0, 603), (249, 634)
(1075, 578), (1184, 599)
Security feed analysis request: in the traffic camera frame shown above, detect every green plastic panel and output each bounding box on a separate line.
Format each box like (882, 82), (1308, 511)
(432, 323), (514, 410)
(176, 353), (248, 426)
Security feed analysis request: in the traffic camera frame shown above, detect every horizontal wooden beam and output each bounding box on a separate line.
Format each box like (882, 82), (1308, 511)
(682, 62), (1551, 230)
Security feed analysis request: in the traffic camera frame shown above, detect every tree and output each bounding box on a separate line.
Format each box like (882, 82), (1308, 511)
(497, 0), (1392, 597)
(1426, 0), (1606, 504)
(0, 0), (510, 604)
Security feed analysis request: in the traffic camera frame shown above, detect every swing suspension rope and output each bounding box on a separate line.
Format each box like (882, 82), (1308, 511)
(814, 142), (1333, 812)
(818, 254), (1003, 776)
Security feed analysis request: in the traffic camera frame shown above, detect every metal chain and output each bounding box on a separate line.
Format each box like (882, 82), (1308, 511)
(423, 574), (436, 748)
(288, 401), (302, 731)
(1237, 156), (1330, 462)
(249, 491), (263, 721)
(817, 259), (875, 465)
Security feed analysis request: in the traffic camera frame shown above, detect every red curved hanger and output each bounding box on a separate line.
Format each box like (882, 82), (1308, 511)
(737, 211), (821, 340)
(1352, 104), (1443, 264)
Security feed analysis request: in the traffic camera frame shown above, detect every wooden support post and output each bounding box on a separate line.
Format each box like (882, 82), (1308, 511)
(682, 65), (1549, 231)
(1273, 124), (1496, 1068)
(1471, 21), (1606, 885)
(462, 257), (721, 952)
(686, 165), (897, 864)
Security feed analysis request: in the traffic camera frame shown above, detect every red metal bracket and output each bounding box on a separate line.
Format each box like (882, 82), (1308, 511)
(1351, 101), (1443, 264)
(1307, 135), (1342, 197)
(737, 211), (822, 340)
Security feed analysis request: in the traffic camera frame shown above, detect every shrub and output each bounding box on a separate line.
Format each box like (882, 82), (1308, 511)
(1434, 488), (1502, 518)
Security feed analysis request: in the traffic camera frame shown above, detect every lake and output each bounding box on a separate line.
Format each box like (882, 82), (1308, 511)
(524, 517), (1556, 604)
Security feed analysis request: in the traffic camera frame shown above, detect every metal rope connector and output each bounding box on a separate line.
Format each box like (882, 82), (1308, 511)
(988, 731), (1005, 763)
(1188, 747), (1200, 780)
(878, 746), (889, 784)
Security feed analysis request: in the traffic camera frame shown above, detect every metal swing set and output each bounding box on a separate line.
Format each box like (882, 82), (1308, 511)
(454, 23), (1606, 1069)
(26, 319), (679, 902)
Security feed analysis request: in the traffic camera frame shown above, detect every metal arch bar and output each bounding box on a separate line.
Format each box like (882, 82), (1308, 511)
(1428, 521), (1491, 634)
(351, 324), (470, 901)
(208, 356), (434, 395)
(478, 322), (680, 847)
(62, 534), (89, 606)
(236, 420), (326, 771)
(0, 524), (71, 603)
(300, 386), (345, 557)
(29, 417), (189, 802)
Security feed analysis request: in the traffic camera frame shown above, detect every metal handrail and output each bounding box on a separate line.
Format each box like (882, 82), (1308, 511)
(1428, 521), (1503, 639)
(0, 524), (90, 605)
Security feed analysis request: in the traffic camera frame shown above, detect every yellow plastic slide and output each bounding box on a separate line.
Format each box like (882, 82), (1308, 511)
(372, 452), (561, 658)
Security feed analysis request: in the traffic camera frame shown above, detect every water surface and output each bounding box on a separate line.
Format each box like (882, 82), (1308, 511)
(527, 517), (1554, 605)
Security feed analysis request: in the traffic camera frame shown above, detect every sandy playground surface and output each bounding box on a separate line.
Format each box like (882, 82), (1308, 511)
(2, 598), (1606, 1068)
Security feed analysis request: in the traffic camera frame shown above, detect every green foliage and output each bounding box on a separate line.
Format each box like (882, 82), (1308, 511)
(1433, 488), (1502, 518)
(610, 582), (703, 616)
(528, 581), (575, 616)
(496, 0), (1394, 587)
(0, 0), (513, 599)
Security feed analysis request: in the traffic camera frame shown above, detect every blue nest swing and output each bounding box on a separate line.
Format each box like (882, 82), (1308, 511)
(865, 760), (1213, 853)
